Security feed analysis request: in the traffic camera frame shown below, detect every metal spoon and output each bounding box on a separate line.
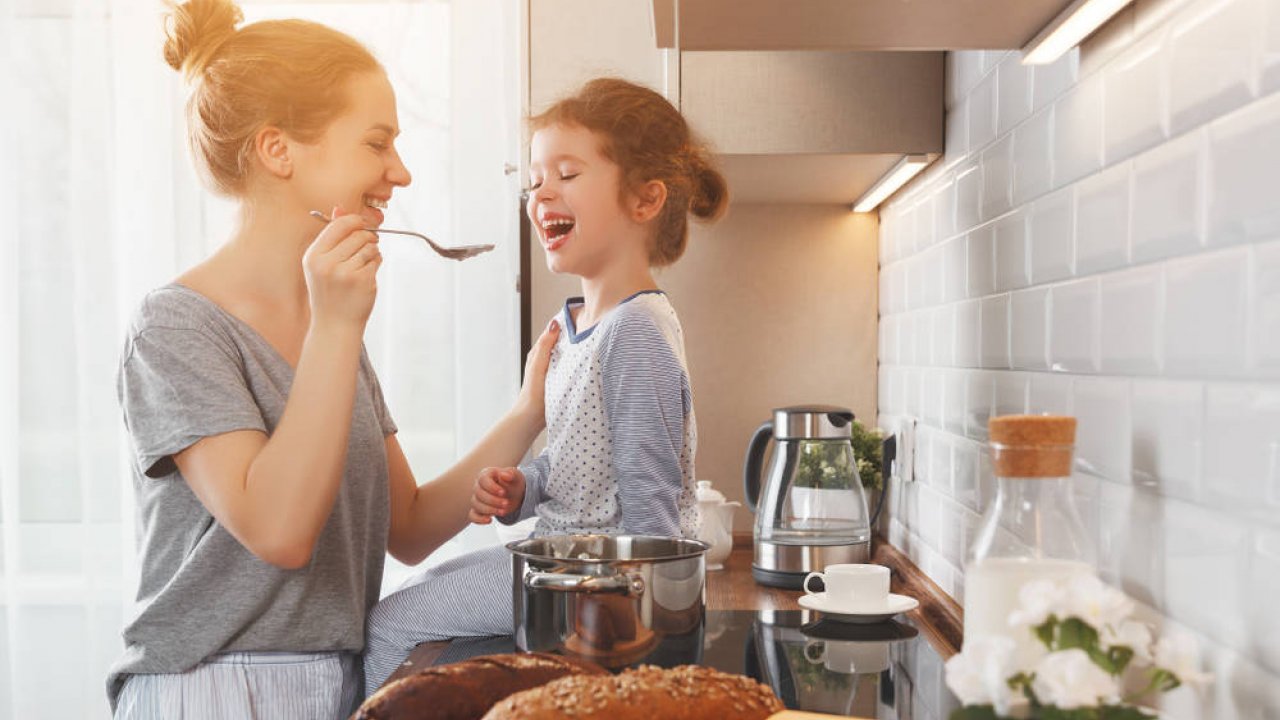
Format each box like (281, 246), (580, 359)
(309, 210), (495, 261)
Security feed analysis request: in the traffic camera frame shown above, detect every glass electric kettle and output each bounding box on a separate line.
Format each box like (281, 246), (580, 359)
(744, 405), (871, 588)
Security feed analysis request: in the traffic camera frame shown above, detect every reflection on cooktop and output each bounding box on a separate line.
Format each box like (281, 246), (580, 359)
(434, 610), (960, 719)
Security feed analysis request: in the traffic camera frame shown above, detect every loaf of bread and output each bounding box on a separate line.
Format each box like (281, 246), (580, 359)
(353, 652), (607, 720)
(480, 664), (785, 720)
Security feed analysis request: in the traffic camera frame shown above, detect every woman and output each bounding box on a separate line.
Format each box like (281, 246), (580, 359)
(109, 1), (557, 717)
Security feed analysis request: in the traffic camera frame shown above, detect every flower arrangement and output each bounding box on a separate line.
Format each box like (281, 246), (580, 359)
(946, 574), (1211, 720)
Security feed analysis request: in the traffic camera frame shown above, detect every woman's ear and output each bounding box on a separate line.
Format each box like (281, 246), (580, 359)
(253, 126), (293, 180)
(630, 180), (668, 223)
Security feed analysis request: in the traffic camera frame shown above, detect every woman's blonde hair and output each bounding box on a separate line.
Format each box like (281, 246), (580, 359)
(529, 78), (729, 267)
(162, 0), (382, 196)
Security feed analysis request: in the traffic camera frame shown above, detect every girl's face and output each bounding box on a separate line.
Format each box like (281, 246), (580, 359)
(292, 71), (412, 228)
(526, 123), (640, 277)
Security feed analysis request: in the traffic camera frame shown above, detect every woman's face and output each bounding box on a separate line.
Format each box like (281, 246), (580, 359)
(526, 123), (637, 277)
(293, 71), (412, 228)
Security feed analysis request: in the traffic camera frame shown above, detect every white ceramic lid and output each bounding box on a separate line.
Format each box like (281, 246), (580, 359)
(696, 480), (727, 504)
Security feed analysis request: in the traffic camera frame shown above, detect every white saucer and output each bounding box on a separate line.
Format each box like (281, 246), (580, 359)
(798, 592), (919, 624)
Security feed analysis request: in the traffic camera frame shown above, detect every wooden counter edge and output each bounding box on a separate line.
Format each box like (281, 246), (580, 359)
(871, 538), (963, 659)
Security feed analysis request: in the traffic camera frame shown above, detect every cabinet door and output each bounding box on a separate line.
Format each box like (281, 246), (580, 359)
(528, 0), (668, 112)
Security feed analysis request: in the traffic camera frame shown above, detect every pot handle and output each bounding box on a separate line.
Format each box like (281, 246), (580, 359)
(524, 570), (645, 597)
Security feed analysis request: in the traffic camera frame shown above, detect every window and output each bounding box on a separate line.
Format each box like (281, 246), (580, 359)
(0, 1), (521, 715)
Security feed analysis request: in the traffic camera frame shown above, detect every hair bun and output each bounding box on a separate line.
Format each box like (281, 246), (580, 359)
(163, 0), (242, 79)
(689, 150), (729, 221)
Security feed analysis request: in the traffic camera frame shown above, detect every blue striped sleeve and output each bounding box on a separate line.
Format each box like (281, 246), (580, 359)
(598, 308), (689, 537)
(499, 451), (549, 524)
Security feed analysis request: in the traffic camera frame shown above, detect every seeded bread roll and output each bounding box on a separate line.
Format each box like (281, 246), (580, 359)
(353, 652), (607, 720)
(480, 664), (785, 720)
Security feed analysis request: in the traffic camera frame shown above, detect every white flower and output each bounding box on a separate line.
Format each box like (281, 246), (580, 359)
(1032, 648), (1121, 709)
(1154, 630), (1213, 688)
(945, 636), (1018, 714)
(1008, 578), (1062, 629)
(1062, 574), (1134, 631)
(1101, 619), (1154, 664)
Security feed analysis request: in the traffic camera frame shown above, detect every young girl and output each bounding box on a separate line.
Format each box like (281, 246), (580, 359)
(363, 77), (728, 692)
(110, 2), (557, 718)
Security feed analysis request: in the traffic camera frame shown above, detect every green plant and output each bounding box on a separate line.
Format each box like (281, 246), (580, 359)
(792, 421), (883, 493)
(850, 421), (884, 492)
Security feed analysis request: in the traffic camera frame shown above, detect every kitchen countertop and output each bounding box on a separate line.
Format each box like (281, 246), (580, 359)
(384, 539), (962, 686)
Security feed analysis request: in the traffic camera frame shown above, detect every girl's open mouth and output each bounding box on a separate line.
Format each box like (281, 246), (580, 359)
(541, 216), (575, 251)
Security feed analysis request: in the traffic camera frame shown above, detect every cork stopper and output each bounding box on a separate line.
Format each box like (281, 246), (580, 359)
(987, 414), (1076, 478)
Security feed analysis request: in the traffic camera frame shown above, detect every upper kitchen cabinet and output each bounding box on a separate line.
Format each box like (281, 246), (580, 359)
(524, 0), (944, 204)
(651, 0), (1074, 51)
(679, 50), (943, 202)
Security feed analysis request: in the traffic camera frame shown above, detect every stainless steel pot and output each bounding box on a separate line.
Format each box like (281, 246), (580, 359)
(507, 534), (708, 668)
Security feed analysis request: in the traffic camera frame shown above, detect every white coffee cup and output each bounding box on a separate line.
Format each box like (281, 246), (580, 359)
(803, 563), (890, 611)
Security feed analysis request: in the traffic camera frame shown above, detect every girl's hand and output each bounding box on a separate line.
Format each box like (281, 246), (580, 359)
(514, 319), (561, 421)
(468, 467), (526, 524)
(303, 206), (381, 328)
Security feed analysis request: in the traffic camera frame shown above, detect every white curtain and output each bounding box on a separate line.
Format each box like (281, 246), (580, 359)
(0, 0), (522, 716)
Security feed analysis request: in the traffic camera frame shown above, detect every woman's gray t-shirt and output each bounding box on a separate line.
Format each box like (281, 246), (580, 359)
(107, 284), (395, 709)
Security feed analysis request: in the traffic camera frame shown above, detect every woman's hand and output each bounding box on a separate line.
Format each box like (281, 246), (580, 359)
(303, 206), (381, 328)
(514, 319), (561, 422)
(386, 320), (558, 560)
(468, 467), (526, 524)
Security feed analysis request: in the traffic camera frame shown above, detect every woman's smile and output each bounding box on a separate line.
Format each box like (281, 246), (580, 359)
(362, 194), (389, 227)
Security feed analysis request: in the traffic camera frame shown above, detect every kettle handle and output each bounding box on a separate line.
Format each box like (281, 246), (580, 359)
(743, 421), (774, 512)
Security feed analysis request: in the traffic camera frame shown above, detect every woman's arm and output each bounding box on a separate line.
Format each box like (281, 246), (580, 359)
(171, 215), (381, 569)
(386, 319), (560, 565)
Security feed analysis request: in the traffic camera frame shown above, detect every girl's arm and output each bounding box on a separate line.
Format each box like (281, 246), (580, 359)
(498, 451), (550, 524)
(171, 215), (381, 569)
(386, 320), (560, 565)
(599, 310), (690, 537)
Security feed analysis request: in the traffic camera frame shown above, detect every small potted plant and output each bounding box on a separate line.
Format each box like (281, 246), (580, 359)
(792, 421), (883, 491)
(789, 421), (884, 531)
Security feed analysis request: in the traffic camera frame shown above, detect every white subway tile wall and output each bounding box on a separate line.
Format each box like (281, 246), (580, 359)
(1104, 34), (1168, 162)
(997, 54), (1034, 136)
(1010, 287), (1049, 369)
(1027, 186), (1076, 283)
(1098, 264), (1163, 374)
(1131, 128), (1205, 262)
(877, 0), (1280, 713)
(993, 210), (1029, 291)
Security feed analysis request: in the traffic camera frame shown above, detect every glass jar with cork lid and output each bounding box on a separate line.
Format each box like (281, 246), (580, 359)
(962, 415), (1097, 662)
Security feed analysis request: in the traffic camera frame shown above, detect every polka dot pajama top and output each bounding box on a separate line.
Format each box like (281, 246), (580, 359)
(503, 290), (698, 538)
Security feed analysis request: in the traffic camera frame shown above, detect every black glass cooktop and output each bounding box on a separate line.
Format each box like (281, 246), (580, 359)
(431, 610), (961, 719)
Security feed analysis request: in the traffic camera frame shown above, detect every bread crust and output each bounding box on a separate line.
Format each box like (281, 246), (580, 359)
(353, 652), (608, 720)
(480, 664), (784, 720)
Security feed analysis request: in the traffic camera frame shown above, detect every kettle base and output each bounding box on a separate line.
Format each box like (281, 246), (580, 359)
(751, 566), (811, 589)
(751, 539), (871, 589)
